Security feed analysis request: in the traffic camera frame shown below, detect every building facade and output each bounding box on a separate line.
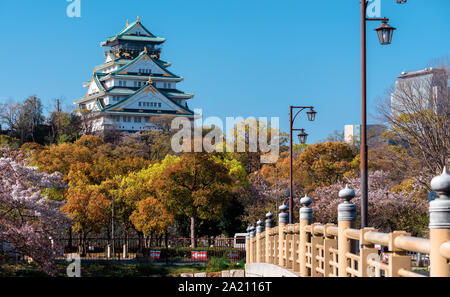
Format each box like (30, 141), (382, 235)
(344, 124), (386, 147)
(391, 67), (449, 119)
(74, 17), (195, 133)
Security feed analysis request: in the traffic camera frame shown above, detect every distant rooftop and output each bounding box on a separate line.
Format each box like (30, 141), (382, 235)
(398, 67), (446, 79)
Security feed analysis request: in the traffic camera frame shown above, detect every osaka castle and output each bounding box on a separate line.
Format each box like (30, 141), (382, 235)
(74, 17), (195, 132)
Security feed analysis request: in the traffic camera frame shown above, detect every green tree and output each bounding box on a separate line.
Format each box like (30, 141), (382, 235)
(154, 152), (235, 247)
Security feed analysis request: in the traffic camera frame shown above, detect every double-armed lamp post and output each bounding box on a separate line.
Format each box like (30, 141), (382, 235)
(360, 0), (406, 228)
(288, 106), (317, 224)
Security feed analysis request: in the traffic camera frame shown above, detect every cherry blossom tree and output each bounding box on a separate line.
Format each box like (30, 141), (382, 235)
(309, 170), (428, 236)
(0, 148), (70, 275)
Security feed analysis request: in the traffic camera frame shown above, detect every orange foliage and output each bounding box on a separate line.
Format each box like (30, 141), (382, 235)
(61, 185), (110, 235)
(130, 196), (174, 235)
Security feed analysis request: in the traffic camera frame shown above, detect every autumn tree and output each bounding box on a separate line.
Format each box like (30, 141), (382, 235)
(154, 152), (235, 247)
(31, 135), (101, 180)
(0, 135), (20, 150)
(31, 134), (149, 249)
(294, 142), (356, 192)
(61, 185), (109, 255)
(259, 142), (356, 196)
(224, 119), (288, 174)
(130, 196), (174, 236)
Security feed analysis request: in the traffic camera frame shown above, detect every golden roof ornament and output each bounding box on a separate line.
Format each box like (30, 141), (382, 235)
(144, 46), (148, 53)
(148, 75), (152, 84)
(137, 16), (140, 22)
(126, 19), (129, 26)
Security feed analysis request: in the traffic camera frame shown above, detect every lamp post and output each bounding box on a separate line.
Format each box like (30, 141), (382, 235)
(111, 194), (115, 258)
(289, 106), (316, 224)
(360, 0), (404, 228)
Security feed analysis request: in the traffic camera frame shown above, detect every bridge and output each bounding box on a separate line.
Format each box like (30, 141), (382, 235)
(245, 168), (450, 277)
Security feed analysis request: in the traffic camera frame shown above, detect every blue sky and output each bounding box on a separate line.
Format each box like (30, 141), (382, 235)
(0, 0), (448, 143)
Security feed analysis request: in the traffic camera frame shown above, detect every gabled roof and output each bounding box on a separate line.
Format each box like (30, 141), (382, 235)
(103, 83), (194, 115)
(117, 19), (155, 37)
(111, 50), (179, 78)
(101, 19), (166, 46)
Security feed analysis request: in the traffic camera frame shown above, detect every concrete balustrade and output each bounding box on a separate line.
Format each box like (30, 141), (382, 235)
(429, 167), (450, 277)
(299, 194), (312, 276)
(439, 241), (450, 259)
(245, 168), (450, 277)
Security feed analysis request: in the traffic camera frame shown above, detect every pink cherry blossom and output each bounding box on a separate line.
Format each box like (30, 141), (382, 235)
(0, 147), (70, 275)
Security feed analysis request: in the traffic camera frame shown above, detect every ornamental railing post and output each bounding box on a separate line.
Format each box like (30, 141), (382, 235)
(299, 194), (313, 276)
(249, 226), (256, 264)
(245, 226), (251, 264)
(359, 227), (379, 277)
(256, 220), (264, 263)
(429, 167), (450, 277)
(338, 185), (356, 277)
(278, 204), (288, 267)
(265, 212), (274, 264)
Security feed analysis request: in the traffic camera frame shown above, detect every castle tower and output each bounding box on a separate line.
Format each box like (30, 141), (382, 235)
(74, 17), (194, 132)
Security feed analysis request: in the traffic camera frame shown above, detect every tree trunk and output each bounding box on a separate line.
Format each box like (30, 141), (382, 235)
(190, 216), (196, 248)
(79, 232), (87, 257)
(164, 232), (169, 265)
(77, 233), (82, 255)
(68, 227), (73, 251)
(137, 231), (143, 252)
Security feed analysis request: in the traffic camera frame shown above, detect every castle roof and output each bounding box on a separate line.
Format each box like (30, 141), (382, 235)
(101, 19), (166, 47)
(102, 83), (194, 115)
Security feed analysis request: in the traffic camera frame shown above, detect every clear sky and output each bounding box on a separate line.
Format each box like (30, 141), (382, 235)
(0, 0), (448, 144)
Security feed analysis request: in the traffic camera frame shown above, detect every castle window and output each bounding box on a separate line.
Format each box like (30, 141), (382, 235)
(138, 102), (141, 107)
(134, 117), (141, 123)
(158, 103), (162, 108)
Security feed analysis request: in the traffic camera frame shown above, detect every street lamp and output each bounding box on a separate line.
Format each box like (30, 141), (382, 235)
(297, 129), (308, 144)
(374, 20), (396, 45)
(306, 108), (317, 122)
(289, 106), (316, 224)
(360, 1), (406, 228)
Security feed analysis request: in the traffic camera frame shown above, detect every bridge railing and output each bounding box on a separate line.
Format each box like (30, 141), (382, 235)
(246, 168), (450, 277)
